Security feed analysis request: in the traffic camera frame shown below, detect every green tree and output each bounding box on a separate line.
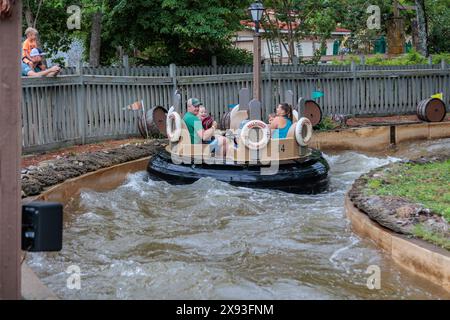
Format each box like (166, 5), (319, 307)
(415, 0), (428, 55)
(426, 0), (450, 53)
(336, 0), (393, 54)
(99, 0), (249, 65)
(261, 0), (340, 64)
(23, 0), (449, 66)
(22, 0), (75, 56)
(75, 0), (108, 67)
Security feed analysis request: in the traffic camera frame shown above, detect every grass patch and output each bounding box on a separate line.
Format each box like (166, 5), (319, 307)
(413, 224), (450, 250)
(366, 160), (450, 223)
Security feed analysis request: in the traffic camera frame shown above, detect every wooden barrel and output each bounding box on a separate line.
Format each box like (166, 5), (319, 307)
(416, 98), (446, 122)
(137, 106), (168, 138)
(220, 110), (232, 130)
(303, 100), (323, 126)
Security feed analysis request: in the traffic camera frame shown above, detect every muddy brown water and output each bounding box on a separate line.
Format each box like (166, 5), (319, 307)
(28, 138), (450, 299)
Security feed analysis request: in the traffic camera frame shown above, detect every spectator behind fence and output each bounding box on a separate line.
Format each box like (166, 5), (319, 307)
(22, 48), (60, 77)
(22, 27), (38, 60)
(22, 47), (46, 72)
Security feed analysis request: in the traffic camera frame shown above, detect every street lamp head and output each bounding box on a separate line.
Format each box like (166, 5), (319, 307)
(248, 1), (265, 24)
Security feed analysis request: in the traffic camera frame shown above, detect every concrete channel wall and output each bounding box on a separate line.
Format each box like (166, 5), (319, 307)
(310, 121), (450, 152)
(345, 197), (450, 292)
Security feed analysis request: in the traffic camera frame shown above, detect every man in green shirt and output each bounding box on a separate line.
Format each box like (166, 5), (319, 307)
(183, 98), (204, 144)
(183, 98), (227, 157)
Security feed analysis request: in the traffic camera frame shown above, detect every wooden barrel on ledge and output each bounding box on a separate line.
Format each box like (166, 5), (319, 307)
(417, 98), (446, 123)
(304, 100), (323, 126)
(138, 106), (168, 138)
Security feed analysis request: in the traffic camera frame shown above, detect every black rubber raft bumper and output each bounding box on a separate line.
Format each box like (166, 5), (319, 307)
(147, 149), (330, 194)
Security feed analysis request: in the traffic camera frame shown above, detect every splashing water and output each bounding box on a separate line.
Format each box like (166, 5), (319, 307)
(28, 139), (450, 299)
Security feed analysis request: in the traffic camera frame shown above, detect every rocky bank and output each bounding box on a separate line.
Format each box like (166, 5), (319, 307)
(22, 139), (167, 197)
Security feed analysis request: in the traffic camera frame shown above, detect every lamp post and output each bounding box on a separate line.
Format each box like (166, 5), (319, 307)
(248, 1), (265, 101)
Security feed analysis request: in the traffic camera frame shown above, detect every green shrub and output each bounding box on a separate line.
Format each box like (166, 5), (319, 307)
(432, 53), (450, 64)
(314, 116), (340, 131)
(215, 47), (253, 65)
(331, 55), (360, 65)
(365, 54), (386, 65)
(331, 50), (431, 66)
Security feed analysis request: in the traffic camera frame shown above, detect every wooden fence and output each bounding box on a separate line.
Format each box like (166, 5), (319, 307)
(59, 62), (446, 77)
(22, 64), (450, 153)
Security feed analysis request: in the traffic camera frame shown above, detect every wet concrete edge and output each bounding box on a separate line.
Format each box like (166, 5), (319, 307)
(345, 195), (450, 293)
(311, 121), (450, 151)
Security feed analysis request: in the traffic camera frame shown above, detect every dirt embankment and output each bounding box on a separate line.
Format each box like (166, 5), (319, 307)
(22, 140), (167, 198)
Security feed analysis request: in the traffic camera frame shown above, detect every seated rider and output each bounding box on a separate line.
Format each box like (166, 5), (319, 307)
(183, 98), (227, 157)
(268, 113), (276, 126)
(198, 105), (220, 153)
(270, 103), (293, 139)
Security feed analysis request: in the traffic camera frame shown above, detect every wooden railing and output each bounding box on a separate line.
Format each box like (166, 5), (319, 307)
(21, 64), (450, 153)
(58, 62), (446, 76)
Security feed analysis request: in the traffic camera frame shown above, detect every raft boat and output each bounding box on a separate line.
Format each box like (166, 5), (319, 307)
(146, 92), (329, 194)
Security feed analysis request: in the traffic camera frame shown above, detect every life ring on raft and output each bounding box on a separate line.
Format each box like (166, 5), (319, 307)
(295, 117), (313, 146)
(166, 110), (182, 142)
(240, 120), (271, 150)
(292, 109), (299, 122)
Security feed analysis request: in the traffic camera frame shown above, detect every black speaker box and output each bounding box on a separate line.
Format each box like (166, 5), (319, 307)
(22, 202), (63, 252)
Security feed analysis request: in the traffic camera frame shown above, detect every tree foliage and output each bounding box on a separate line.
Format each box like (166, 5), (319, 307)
(22, 0), (450, 66)
(261, 0), (341, 64)
(426, 0), (450, 53)
(22, 0), (75, 56)
(99, 0), (249, 65)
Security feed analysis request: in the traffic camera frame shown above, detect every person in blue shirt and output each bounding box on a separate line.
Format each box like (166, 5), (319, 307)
(270, 103), (293, 139)
(21, 48), (60, 77)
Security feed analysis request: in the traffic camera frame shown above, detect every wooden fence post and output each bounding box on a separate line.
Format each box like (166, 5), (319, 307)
(298, 97), (306, 117)
(123, 55), (130, 76)
(169, 63), (177, 93)
(0, 0), (22, 300)
(211, 56), (217, 74)
(360, 55), (366, 67)
(351, 60), (358, 115)
(77, 60), (86, 144)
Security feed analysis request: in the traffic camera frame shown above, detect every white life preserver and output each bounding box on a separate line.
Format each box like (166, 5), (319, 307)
(240, 120), (271, 150)
(166, 110), (182, 142)
(295, 117), (313, 146)
(292, 109), (299, 122)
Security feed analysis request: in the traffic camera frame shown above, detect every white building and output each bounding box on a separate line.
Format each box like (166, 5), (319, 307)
(234, 19), (351, 63)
